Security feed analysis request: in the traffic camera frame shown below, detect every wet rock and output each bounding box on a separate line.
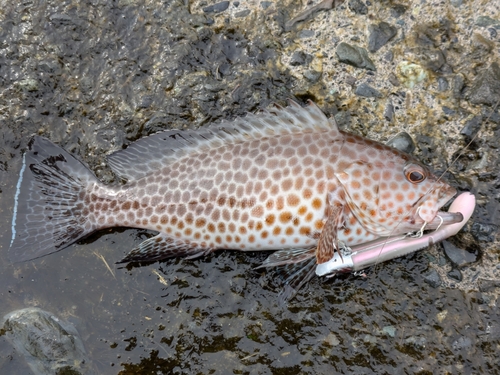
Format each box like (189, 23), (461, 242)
(49, 13), (74, 26)
(336, 42), (376, 71)
(447, 268), (463, 281)
(471, 222), (498, 242)
(468, 62), (500, 106)
(452, 73), (465, 98)
(290, 51), (309, 66)
(475, 16), (500, 27)
(420, 49), (445, 72)
(235, 9), (251, 18)
(334, 111), (351, 127)
(348, 0), (368, 15)
(477, 278), (500, 292)
(368, 22), (397, 53)
(442, 106), (456, 116)
(388, 72), (401, 86)
(442, 241), (478, 268)
(203, 1), (230, 13)
(17, 78), (39, 92)
(438, 77), (449, 92)
(390, 4), (407, 18)
(260, 1), (273, 9)
(381, 325), (396, 338)
(450, 0), (463, 6)
(303, 69), (322, 83)
(2, 307), (92, 375)
(452, 336), (472, 351)
(423, 268), (442, 288)
(386, 132), (416, 154)
(354, 82), (382, 98)
(460, 115), (482, 140)
(383, 99), (394, 121)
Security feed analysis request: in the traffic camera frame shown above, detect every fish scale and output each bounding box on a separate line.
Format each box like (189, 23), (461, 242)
(9, 100), (462, 298)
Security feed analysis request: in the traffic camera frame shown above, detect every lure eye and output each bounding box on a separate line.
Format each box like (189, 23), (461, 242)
(404, 164), (427, 184)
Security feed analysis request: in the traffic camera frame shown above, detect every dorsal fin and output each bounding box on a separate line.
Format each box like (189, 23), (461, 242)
(107, 100), (339, 181)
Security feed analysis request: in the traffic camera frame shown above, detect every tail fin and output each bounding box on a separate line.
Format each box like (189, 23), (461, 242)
(9, 136), (99, 262)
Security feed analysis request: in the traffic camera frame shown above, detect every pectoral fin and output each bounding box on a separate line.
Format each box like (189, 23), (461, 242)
(316, 186), (346, 264)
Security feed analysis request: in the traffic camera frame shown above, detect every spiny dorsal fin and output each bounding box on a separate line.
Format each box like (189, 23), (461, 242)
(107, 100), (338, 181)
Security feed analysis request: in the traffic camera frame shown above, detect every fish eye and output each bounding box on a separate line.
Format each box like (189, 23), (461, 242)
(404, 164), (427, 184)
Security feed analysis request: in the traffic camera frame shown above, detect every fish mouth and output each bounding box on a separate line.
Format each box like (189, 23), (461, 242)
(425, 210), (464, 229)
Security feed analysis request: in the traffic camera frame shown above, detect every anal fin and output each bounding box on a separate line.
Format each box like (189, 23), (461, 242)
(117, 234), (213, 263)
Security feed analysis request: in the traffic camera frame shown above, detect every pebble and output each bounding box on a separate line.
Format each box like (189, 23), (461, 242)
(471, 222), (498, 242)
(382, 325), (396, 338)
(423, 268), (442, 288)
(452, 74), (465, 98)
(383, 99), (394, 122)
(235, 9), (251, 18)
(447, 268), (463, 281)
(390, 4), (407, 18)
(336, 42), (376, 71)
(260, 1), (273, 9)
(468, 62), (500, 106)
(303, 69), (322, 83)
(368, 22), (397, 53)
(475, 16), (499, 27)
(203, 1), (230, 13)
(460, 115), (482, 139)
(442, 241), (478, 267)
(354, 82), (383, 98)
(348, 0), (368, 15)
(437, 76), (449, 92)
(386, 132), (416, 154)
(289, 51), (309, 66)
(477, 278), (500, 293)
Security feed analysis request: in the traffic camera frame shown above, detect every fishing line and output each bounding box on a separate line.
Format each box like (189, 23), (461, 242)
(371, 98), (500, 272)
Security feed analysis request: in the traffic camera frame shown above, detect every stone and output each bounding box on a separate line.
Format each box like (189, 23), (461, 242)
(468, 62), (500, 106)
(354, 82), (383, 98)
(368, 22), (397, 53)
(336, 42), (376, 70)
(386, 132), (416, 154)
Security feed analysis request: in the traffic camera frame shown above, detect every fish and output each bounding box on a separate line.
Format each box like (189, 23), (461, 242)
(9, 100), (465, 299)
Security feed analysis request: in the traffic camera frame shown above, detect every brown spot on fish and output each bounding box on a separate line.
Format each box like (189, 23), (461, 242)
(287, 194), (300, 207)
(239, 226), (247, 234)
(251, 205), (264, 218)
(298, 206), (307, 215)
(315, 220), (324, 230)
(218, 222), (226, 233)
(261, 231), (268, 239)
(279, 212), (292, 224)
(256, 222), (263, 231)
(300, 227), (311, 236)
(195, 218), (206, 228)
(276, 196), (285, 210)
(249, 234), (255, 243)
(161, 215), (168, 224)
(151, 215), (159, 224)
(303, 188), (313, 199)
(265, 214), (275, 225)
(266, 199), (274, 210)
(207, 223), (215, 233)
(312, 198), (322, 210)
(273, 226), (281, 235)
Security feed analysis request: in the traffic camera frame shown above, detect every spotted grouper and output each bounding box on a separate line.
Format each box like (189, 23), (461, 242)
(9, 100), (464, 299)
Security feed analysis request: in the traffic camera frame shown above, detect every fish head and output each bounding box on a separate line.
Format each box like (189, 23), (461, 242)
(336, 144), (461, 237)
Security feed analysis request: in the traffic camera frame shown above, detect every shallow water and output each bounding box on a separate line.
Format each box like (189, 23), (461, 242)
(0, 0), (499, 374)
